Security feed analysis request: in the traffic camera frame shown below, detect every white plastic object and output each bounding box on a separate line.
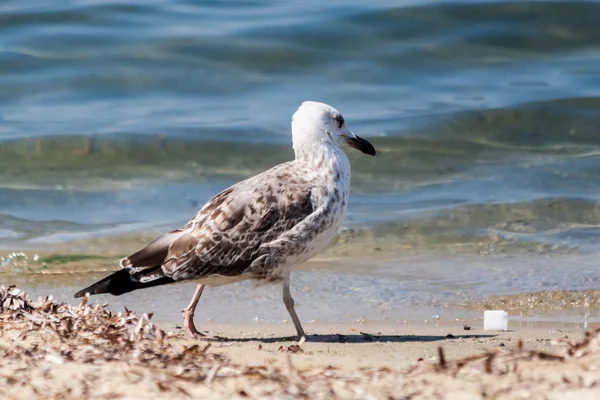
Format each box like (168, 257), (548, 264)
(483, 310), (508, 331)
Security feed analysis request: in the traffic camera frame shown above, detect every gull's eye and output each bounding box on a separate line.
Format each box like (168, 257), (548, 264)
(335, 115), (344, 129)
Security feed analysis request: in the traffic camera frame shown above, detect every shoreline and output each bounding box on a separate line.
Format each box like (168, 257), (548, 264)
(3, 250), (600, 326)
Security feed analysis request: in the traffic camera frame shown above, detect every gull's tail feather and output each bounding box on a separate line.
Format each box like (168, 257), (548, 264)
(74, 267), (175, 298)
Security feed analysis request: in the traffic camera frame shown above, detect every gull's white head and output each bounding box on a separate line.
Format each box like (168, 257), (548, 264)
(291, 101), (376, 161)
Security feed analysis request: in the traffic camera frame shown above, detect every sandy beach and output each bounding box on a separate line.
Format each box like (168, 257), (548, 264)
(1, 286), (599, 400)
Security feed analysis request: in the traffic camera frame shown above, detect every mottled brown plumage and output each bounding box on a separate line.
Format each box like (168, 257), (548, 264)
(139, 162), (317, 283)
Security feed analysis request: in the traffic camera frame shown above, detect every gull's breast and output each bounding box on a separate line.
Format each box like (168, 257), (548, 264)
(287, 183), (349, 267)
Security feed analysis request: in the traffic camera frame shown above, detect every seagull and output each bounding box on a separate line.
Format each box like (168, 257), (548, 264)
(74, 101), (376, 342)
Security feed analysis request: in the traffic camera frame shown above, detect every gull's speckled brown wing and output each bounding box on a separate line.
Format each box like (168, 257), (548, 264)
(120, 162), (317, 283)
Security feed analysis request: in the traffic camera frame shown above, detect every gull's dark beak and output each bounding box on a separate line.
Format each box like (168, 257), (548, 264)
(343, 133), (376, 156)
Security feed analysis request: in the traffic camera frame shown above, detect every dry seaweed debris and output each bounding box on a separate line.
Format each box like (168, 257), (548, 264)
(565, 324), (600, 358)
(0, 286), (223, 370)
(0, 286), (398, 398)
(410, 325), (600, 379)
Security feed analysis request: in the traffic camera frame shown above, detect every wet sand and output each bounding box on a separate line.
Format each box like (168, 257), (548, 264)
(3, 250), (600, 328)
(462, 289), (600, 315)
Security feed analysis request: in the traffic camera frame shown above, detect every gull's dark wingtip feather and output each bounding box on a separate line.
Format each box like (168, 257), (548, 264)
(73, 268), (175, 298)
(73, 269), (130, 298)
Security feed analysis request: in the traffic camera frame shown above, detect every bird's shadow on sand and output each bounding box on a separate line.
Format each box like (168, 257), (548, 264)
(206, 332), (496, 344)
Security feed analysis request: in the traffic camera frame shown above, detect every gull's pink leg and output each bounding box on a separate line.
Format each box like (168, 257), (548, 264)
(182, 284), (211, 339)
